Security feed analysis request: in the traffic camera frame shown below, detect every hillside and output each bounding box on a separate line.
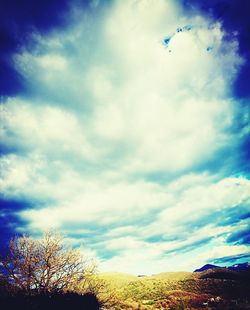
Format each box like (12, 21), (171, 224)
(97, 267), (250, 309)
(1, 263), (249, 309)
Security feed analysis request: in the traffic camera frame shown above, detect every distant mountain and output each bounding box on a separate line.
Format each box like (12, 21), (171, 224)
(194, 262), (249, 272)
(194, 264), (220, 272)
(228, 262), (250, 271)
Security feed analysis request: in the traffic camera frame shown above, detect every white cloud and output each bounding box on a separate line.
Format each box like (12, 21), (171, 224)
(37, 54), (68, 71)
(6, 0), (241, 174)
(15, 174), (248, 233)
(17, 180), (173, 229)
(142, 177), (250, 237)
(181, 242), (250, 272)
(1, 0), (249, 273)
(100, 234), (250, 274)
(11, 174), (249, 273)
(1, 99), (98, 160)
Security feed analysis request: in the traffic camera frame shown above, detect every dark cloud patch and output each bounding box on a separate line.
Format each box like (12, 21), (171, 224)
(0, 197), (33, 212)
(0, 143), (26, 156)
(0, 0), (98, 97)
(97, 249), (120, 261)
(0, 213), (20, 250)
(0, 198), (31, 250)
(181, 202), (249, 233)
(212, 253), (250, 265)
(146, 143), (247, 185)
(240, 136), (250, 174)
(0, 61), (25, 96)
(214, 204), (250, 227)
(165, 237), (213, 256)
(145, 234), (177, 243)
(240, 212), (250, 221)
(143, 203), (249, 247)
(182, 0), (250, 100)
(234, 62), (250, 99)
(229, 107), (250, 176)
(65, 226), (110, 246)
(227, 227), (250, 245)
(177, 204), (249, 233)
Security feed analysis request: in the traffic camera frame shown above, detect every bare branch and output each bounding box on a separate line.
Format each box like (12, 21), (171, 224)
(0, 232), (93, 294)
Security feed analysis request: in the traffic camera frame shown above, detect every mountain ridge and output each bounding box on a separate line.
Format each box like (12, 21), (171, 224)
(194, 262), (249, 272)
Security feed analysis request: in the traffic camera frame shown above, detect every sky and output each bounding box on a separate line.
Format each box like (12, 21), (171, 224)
(0, 0), (249, 275)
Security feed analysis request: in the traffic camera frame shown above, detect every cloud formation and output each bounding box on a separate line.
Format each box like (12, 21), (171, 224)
(0, 0), (249, 273)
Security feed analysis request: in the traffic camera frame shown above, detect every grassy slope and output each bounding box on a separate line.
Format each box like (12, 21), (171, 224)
(98, 272), (195, 308)
(98, 271), (192, 293)
(99, 271), (191, 282)
(99, 272), (138, 283)
(151, 272), (191, 280)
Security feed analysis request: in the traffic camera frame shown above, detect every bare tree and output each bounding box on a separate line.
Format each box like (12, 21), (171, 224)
(70, 265), (120, 308)
(0, 232), (91, 294)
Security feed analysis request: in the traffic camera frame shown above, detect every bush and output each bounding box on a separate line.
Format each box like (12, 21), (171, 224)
(0, 292), (101, 310)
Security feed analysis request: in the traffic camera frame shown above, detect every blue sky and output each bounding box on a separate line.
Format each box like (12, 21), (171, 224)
(0, 0), (249, 274)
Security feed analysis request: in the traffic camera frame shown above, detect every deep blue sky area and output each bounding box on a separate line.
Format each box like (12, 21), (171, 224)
(183, 0), (250, 100)
(0, 0), (69, 96)
(0, 0), (249, 273)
